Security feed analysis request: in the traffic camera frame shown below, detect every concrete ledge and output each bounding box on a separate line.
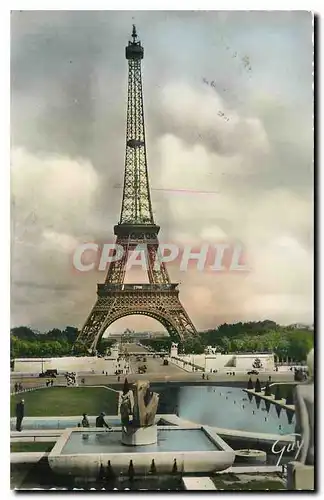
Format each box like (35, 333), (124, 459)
(11, 430), (62, 443)
(11, 429), (62, 436)
(182, 477), (216, 490)
(10, 414), (121, 431)
(219, 465), (282, 474)
(10, 451), (49, 464)
(243, 389), (295, 412)
(11, 414), (120, 423)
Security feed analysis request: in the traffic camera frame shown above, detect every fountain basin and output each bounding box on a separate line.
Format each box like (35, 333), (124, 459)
(48, 426), (235, 477)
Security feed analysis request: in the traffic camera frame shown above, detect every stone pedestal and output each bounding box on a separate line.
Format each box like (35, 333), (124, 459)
(121, 425), (157, 446)
(287, 461), (314, 491)
(235, 449), (266, 464)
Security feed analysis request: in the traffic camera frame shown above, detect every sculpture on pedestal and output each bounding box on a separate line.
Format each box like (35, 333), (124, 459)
(132, 381), (159, 427)
(120, 380), (159, 446)
(120, 390), (133, 427)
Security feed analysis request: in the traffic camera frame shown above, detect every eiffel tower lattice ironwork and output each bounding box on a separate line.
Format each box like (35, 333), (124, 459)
(76, 26), (198, 353)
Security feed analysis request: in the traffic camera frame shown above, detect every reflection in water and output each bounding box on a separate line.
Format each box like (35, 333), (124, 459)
(176, 386), (295, 435)
(276, 406), (282, 418)
(286, 409), (294, 425)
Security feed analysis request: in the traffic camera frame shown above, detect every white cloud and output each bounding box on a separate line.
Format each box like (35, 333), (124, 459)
(11, 148), (99, 234)
(160, 81), (270, 159)
(10, 12), (313, 332)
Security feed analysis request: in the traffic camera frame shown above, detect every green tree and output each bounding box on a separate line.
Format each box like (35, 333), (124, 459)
(182, 338), (204, 354)
(287, 330), (313, 362)
(10, 326), (37, 340)
(63, 326), (79, 344)
(220, 336), (231, 353)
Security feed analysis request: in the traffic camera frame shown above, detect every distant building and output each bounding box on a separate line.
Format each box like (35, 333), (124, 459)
(290, 323), (314, 331)
(107, 331), (167, 340)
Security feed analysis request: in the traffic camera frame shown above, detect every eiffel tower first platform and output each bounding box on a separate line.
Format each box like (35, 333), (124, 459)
(76, 26), (198, 353)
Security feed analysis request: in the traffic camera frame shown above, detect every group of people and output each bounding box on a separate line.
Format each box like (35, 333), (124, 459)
(13, 382), (23, 393)
(78, 412), (112, 430)
(65, 372), (77, 386)
(46, 379), (54, 387)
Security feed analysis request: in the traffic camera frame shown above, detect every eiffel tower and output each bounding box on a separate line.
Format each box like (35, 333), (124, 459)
(76, 26), (197, 353)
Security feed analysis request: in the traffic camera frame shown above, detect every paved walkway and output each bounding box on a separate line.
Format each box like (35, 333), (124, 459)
(182, 477), (216, 490)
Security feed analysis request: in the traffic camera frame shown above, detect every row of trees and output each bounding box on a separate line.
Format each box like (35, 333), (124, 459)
(10, 320), (314, 363)
(143, 321), (314, 362)
(215, 329), (314, 361)
(10, 326), (114, 359)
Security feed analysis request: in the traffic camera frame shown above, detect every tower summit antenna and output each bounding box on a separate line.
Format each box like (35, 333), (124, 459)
(131, 24), (137, 42)
(76, 28), (198, 353)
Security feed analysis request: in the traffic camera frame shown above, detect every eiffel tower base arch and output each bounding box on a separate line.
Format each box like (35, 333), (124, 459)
(77, 284), (197, 352)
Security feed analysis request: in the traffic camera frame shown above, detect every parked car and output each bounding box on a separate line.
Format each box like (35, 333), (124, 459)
(39, 369), (57, 378)
(247, 370), (259, 375)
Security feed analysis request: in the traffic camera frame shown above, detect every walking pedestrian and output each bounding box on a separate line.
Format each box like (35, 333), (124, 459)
(15, 399), (25, 432)
(96, 412), (112, 430)
(81, 413), (90, 428)
(14, 383), (18, 393)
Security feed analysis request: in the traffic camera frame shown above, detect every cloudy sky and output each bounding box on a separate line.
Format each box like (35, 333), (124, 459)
(11, 10), (313, 334)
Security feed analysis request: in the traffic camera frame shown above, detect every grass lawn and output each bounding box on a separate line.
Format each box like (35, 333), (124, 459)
(219, 480), (285, 491)
(10, 442), (55, 453)
(10, 387), (119, 417)
(211, 474), (285, 491)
